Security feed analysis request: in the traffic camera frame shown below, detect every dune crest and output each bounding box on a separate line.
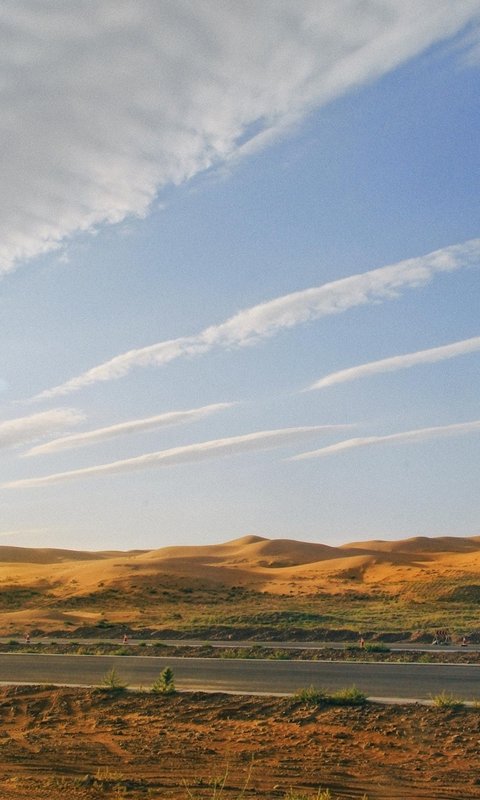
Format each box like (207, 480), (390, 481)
(0, 533), (480, 633)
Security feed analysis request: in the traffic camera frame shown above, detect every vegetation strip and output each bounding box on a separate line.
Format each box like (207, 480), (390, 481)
(2, 639), (479, 664)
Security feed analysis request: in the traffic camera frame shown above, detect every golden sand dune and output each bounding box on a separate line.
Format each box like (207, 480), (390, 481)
(0, 533), (480, 632)
(0, 545), (144, 564)
(342, 535), (480, 554)
(0, 533), (480, 602)
(137, 535), (345, 569)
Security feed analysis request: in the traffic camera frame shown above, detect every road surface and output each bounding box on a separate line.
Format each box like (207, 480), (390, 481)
(0, 652), (479, 700)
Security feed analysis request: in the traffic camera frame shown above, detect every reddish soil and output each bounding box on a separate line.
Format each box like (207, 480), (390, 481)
(0, 686), (478, 799)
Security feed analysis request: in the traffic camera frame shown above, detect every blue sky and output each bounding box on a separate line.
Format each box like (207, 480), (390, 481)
(0, 2), (479, 551)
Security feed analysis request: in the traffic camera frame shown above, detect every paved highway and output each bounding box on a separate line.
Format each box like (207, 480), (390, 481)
(0, 652), (479, 700)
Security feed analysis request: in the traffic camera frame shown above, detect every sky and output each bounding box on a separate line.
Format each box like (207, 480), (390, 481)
(0, 1), (479, 551)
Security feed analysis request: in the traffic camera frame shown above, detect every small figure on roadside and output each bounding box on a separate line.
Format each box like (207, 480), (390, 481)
(24, 633), (30, 644)
(461, 636), (468, 647)
(122, 634), (128, 645)
(359, 636), (365, 649)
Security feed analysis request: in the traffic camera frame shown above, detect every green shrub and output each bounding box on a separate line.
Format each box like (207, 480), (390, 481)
(364, 642), (390, 653)
(329, 685), (367, 706)
(418, 652), (433, 663)
(294, 684), (367, 707)
(269, 649), (290, 660)
(431, 690), (464, 709)
(151, 666), (175, 694)
(99, 668), (128, 692)
(294, 686), (327, 705)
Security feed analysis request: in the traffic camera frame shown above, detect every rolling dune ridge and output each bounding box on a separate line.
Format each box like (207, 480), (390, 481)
(0, 534), (479, 635)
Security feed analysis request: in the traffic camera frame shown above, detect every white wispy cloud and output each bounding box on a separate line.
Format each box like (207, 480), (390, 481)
(25, 402), (235, 456)
(1, 2), (479, 276)
(307, 335), (480, 390)
(2, 425), (347, 489)
(0, 528), (48, 538)
(0, 409), (84, 450)
(34, 238), (480, 399)
(290, 420), (480, 460)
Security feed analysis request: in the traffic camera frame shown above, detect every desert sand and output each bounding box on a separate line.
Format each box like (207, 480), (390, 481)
(0, 685), (479, 799)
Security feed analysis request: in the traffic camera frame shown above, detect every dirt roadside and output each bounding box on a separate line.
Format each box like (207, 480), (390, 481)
(0, 685), (478, 799)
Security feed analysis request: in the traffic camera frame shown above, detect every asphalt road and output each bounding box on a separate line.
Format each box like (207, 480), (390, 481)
(0, 653), (479, 700)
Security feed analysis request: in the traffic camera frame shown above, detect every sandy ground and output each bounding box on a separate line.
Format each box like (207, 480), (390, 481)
(0, 686), (479, 799)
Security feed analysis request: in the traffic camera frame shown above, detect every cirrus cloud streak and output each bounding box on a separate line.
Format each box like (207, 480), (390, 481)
(0, 409), (84, 450)
(290, 420), (480, 460)
(307, 335), (480, 390)
(25, 402), (235, 456)
(34, 238), (480, 399)
(2, 424), (348, 489)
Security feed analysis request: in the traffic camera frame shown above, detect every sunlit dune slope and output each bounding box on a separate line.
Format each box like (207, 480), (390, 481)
(135, 535), (345, 568)
(0, 545), (145, 564)
(1, 534), (480, 633)
(341, 535), (480, 554)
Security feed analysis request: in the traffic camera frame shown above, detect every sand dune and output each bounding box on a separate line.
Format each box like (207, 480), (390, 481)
(0, 545), (144, 564)
(0, 533), (480, 633)
(2, 532), (480, 578)
(342, 535), (480, 554)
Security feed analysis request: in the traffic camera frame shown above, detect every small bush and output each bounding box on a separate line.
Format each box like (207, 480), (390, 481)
(294, 685), (367, 707)
(364, 643), (390, 653)
(431, 690), (464, 709)
(151, 666), (175, 694)
(269, 649), (290, 660)
(329, 685), (367, 706)
(294, 686), (327, 705)
(418, 652), (433, 663)
(99, 668), (128, 692)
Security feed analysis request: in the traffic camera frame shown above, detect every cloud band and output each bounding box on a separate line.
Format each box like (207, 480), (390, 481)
(307, 335), (480, 390)
(34, 238), (480, 399)
(2, 424), (347, 489)
(291, 420), (480, 460)
(26, 402), (235, 456)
